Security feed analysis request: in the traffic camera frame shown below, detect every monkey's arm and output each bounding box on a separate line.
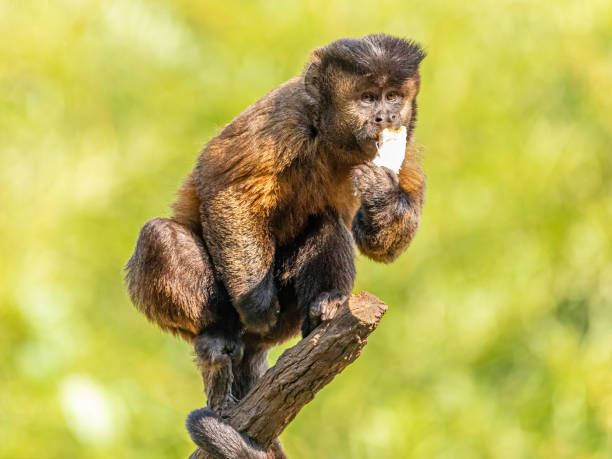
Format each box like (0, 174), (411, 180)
(199, 187), (279, 333)
(352, 156), (425, 263)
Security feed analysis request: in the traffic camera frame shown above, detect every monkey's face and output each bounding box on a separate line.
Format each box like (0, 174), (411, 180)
(307, 35), (425, 164)
(353, 76), (419, 158)
(326, 72), (420, 162)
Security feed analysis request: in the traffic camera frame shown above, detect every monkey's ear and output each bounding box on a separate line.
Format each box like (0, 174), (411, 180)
(304, 63), (320, 99)
(304, 48), (324, 99)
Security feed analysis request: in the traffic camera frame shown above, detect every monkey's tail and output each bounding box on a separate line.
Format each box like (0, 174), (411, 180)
(186, 407), (269, 458)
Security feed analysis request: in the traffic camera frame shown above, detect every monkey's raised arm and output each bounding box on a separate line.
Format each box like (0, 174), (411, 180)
(199, 186), (279, 333)
(352, 153), (425, 263)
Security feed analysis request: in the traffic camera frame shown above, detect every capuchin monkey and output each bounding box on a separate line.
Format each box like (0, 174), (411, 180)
(125, 34), (426, 458)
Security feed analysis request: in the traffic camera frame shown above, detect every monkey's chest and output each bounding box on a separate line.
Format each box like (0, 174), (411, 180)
(272, 176), (357, 245)
(273, 207), (320, 245)
(272, 200), (335, 245)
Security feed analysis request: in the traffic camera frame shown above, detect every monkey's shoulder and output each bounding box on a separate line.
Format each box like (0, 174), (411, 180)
(192, 77), (318, 195)
(216, 76), (311, 143)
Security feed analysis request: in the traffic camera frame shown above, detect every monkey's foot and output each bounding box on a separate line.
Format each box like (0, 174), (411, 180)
(239, 300), (281, 335)
(302, 290), (349, 337)
(195, 331), (244, 414)
(194, 331), (244, 367)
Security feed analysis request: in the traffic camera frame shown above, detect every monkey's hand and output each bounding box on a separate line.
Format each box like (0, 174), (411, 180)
(302, 290), (349, 337)
(353, 162), (401, 204)
(351, 161), (425, 263)
(234, 269), (281, 335)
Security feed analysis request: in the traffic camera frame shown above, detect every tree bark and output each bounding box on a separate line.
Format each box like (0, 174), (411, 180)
(189, 291), (387, 458)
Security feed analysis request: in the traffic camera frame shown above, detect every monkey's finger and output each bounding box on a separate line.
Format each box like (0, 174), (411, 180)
(379, 166), (400, 188)
(308, 292), (327, 319)
(226, 341), (245, 365)
(352, 165), (377, 192)
(363, 163), (400, 193)
(366, 161), (396, 182)
(320, 292), (349, 321)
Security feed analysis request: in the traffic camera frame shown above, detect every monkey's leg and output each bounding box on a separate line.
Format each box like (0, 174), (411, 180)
(230, 345), (268, 401)
(195, 328), (245, 414)
(199, 191), (279, 335)
(277, 212), (356, 337)
(125, 218), (234, 343)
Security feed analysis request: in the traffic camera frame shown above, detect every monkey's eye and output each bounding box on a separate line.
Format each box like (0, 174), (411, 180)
(386, 92), (402, 103)
(360, 92), (377, 104)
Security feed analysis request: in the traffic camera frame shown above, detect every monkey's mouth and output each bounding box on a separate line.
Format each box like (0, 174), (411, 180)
(363, 123), (392, 142)
(355, 125), (385, 158)
(355, 136), (379, 161)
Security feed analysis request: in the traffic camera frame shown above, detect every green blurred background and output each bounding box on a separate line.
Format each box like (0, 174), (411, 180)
(1, 0), (611, 457)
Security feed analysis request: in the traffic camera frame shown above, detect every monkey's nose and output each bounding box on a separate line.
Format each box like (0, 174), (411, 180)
(374, 112), (399, 129)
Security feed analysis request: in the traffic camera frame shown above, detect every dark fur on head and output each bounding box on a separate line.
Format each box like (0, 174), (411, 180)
(308, 34), (425, 87)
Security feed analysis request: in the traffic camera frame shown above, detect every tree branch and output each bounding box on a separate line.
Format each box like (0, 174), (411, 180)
(189, 291), (387, 458)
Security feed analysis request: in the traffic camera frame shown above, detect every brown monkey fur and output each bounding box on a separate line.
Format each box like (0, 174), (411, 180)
(125, 34), (426, 457)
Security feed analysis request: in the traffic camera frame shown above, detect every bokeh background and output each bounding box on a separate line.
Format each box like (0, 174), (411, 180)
(1, 0), (611, 457)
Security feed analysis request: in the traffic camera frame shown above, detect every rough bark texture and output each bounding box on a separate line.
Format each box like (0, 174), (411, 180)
(189, 291), (387, 458)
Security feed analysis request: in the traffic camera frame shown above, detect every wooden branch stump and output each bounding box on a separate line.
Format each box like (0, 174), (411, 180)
(189, 291), (387, 458)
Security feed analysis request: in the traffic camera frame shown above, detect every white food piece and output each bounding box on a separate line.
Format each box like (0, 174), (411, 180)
(373, 125), (407, 174)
